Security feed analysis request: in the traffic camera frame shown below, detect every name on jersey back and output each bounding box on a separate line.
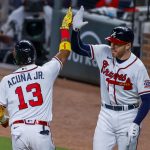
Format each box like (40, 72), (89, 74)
(8, 71), (44, 88)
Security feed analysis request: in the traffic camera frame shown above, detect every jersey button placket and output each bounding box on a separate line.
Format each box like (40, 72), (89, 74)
(113, 64), (118, 105)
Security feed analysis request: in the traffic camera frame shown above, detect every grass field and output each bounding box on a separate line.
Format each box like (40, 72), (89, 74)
(0, 137), (68, 150)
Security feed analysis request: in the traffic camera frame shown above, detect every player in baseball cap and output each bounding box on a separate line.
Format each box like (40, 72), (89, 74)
(71, 6), (150, 150)
(105, 26), (134, 59)
(105, 26), (134, 45)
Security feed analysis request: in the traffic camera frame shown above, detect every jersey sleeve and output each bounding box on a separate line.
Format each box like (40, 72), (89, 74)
(43, 57), (62, 82)
(136, 65), (150, 96)
(0, 78), (7, 106)
(90, 44), (110, 61)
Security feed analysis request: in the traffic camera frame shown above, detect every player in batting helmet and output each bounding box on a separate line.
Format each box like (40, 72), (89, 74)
(13, 40), (36, 65)
(105, 26), (134, 45)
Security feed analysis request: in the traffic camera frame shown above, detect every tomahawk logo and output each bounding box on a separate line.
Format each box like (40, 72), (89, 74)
(111, 32), (117, 38)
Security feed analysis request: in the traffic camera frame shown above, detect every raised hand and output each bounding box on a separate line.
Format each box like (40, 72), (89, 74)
(61, 7), (73, 30)
(73, 6), (88, 30)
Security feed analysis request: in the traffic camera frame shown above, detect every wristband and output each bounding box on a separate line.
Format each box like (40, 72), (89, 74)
(59, 41), (71, 51)
(60, 29), (70, 40)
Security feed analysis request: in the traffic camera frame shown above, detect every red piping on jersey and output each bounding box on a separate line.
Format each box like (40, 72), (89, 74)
(113, 57), (138, 104)
(13, 66), (38, 74)
(139, 90), (150, 95)
(54, 56), (63, 69)
(90, 45), (95, 60)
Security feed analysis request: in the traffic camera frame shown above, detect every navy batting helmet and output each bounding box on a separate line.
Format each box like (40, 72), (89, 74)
(14, 40), (36, 65)
(105, 26), (134, 45)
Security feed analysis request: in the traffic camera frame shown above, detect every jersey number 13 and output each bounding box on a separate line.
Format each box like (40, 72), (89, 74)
(15, 83), (43, 110)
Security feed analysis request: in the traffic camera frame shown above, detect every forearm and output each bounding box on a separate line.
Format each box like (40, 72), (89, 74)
(55, 29), (71, 65)
(71, 30), (91, 57)
(133, 94), (150, 125)
(55, 7), (72, 65)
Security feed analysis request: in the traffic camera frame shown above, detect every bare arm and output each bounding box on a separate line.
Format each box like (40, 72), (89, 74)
(55, 50), (70, 65)
(55, 7), (72, 65)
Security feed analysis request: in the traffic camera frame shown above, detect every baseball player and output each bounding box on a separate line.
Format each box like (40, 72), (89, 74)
(0, 7), (72, 150)
(71, 6), (150, 150)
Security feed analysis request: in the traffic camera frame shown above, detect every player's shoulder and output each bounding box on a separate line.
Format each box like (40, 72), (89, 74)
(132, 53), (147, 70)
(0, 74), (12, 84)
(133, 54), (144, 66)
(42, 57), (62, 70)
(92, 44), (110, 50)
(91, 44), (110, 54)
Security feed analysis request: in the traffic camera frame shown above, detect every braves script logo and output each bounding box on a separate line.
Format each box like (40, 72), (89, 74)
(144, 80), (150, 88)
(101, 60), (133, 90)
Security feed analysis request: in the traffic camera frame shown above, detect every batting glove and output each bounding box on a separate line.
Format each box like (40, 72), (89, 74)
(0, 115), (9, 128)
(60, 7), (73, 29)
(73, 6), (88, 30)
(127, 122), (140, 146)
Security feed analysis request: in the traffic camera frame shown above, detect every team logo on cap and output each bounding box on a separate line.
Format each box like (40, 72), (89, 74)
(111, 32), (116, 38)
(144, 80), (150, 88)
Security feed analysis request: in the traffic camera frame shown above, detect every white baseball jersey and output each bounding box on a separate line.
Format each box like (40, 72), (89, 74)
(90, 44), (150, 105)
(0, 57), (62, 125)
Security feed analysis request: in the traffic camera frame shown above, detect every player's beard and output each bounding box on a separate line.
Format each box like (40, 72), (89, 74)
(111, 46), (128, 59)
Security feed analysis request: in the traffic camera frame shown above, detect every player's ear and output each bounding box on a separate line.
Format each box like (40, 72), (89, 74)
(125, 43), (131, 50)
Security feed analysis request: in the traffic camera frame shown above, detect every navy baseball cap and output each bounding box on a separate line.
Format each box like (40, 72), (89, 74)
(105, 26), (134, 45)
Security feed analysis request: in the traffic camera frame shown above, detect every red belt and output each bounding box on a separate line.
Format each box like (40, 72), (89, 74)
(12, 120), (50, 126)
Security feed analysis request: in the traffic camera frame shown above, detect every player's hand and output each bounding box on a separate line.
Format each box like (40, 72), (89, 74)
(60, 7), (73, 29)
(0, 115), (9, 128)
(73, 6), (88, 30)
(127, 123), (140, 146)
(1, 117), (9, 128)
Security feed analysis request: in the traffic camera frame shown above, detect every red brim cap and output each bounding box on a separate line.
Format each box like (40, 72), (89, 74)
(105, 36), (128, 45)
